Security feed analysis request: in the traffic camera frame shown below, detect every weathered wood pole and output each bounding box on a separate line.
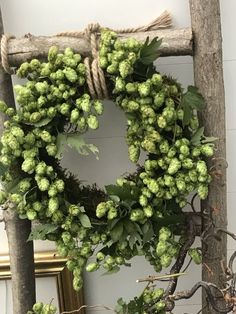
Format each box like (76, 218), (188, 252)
(5, 28), (193, 67)
(0, 7), (36, 314)
(189, 1), (227, 313)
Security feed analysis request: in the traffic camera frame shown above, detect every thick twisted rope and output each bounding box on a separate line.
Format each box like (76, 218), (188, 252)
(0, 11), (172, 99)
(1, 33), (16, 74)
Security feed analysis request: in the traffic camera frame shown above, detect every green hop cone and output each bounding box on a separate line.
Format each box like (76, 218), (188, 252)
(48, 184), (58, 197)
(69, 204), (81, 216)
(40, 130), (52, 143)
(18, 179), (31, 193)
(128, 145), (140, 163)
(143, 205), (153, 217)
(48, 45), (58, 62)
(156, 241), (168, 257)
(107, 207), (118, 220)
(146, 179), (159, 194)
(154, 92), (165, 108)
(138, 81), (151, 97)
(119, 60), (132, 78)
(24, 133), (36, 145)
(151, 73), (163, 87)
(42, 304), (57, 314)
(5, 108), (16, 117)
(143, 290), (152, 304)
(11, 126), (24, 139)
(27, 209), (37, 220)
(196, 160), (208, 175)
(35, 82), (49, 95)
(21, 158), (36, 174)
(114, 77), (126, 92)
(155, 300), (166, 311)
(32, 302), (44, 313)
(86, 262), (99, 272)
(73, 276), (83, 291)
(46, 144), (57, 157)
(130, 209), (144, 222)
(197, 184), (208, 200)
(139, 194), (148, 207)
(81, 99), (91, 112)
(152, 288), (164, 301)
(32, 201), (43, 212)
(160, 253), (172, 268)
(35, 162), (47, 175)
(167, 158), (181, 175)
(54, 179), (65, 192)
(159, 227), (171, 241)
(157, 116), (167, 129)
(48, 197), (59, 214)
(93, 100), (104, 115)
(63, 67), (78, 83)
(201, 144), (214, 157)
(0, 100), (8, 113)
(126, 82), (138, 94)
(188, 248), (202, 264)
(59, 103), (70, 116)
(38, 177), (50, 192)
(87, 115), (99, 129)
(96, 251), (105, 261)
(96, 202), (108, 218)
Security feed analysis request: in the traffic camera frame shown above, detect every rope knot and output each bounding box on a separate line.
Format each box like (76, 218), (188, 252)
(84, 22), (101, 39)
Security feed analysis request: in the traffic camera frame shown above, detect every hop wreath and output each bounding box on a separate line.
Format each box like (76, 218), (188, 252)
(0, 30), (214, 314)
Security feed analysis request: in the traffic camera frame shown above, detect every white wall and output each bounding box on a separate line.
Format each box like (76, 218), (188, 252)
(0, 1), (235, 313)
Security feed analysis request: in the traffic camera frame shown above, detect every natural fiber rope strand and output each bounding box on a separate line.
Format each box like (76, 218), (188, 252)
(1, 34), (15, 75)
(56, 11), (172, 37)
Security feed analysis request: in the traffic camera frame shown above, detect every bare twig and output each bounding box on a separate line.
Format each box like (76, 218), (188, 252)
(168, 281), (233, 313)
(61, 304), (114, 314)
(136, 272), (186, 283)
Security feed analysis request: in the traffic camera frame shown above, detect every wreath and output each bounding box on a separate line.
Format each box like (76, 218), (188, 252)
(0, 29), (214, 314)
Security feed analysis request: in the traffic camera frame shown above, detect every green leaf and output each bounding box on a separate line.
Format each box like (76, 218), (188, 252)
(182, 99), (193, 127)
(109, 195), (120, 203)
(28, 224), (58, 241)
(110, 222), (124, 242)
(0, 162), (8, 177)
(142, 221), (154, 244)
(124, 221), (136, 234)
(25, 117), (53, 127)
(105, 184), (139, 201)
(55, 133), (67, 159)
(140, 37), (162, 65)
(202, 136), (218, 143)
(191, 127), (205, 146)
(5, 178), (21, 193)
(181, 86), (205, 127)
(79, 213), (92, 228)
(55, 133), (99, 160)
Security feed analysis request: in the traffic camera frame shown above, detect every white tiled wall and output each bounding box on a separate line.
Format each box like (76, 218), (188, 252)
(0, 0), (235, 313)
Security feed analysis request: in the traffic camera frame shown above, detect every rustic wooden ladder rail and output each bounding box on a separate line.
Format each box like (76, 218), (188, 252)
(0, 1), (226, 314)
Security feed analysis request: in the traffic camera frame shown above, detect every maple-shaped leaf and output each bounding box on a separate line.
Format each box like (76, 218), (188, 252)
(139, 36), (162, 65)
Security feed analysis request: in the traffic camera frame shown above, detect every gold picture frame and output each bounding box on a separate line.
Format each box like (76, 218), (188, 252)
(0, 251), (85, 313)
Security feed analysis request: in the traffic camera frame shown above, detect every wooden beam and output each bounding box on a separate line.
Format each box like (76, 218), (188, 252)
(5, 28), (192, 68)
(0, 7), (36, 314)
(189, 1), (227, 313)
